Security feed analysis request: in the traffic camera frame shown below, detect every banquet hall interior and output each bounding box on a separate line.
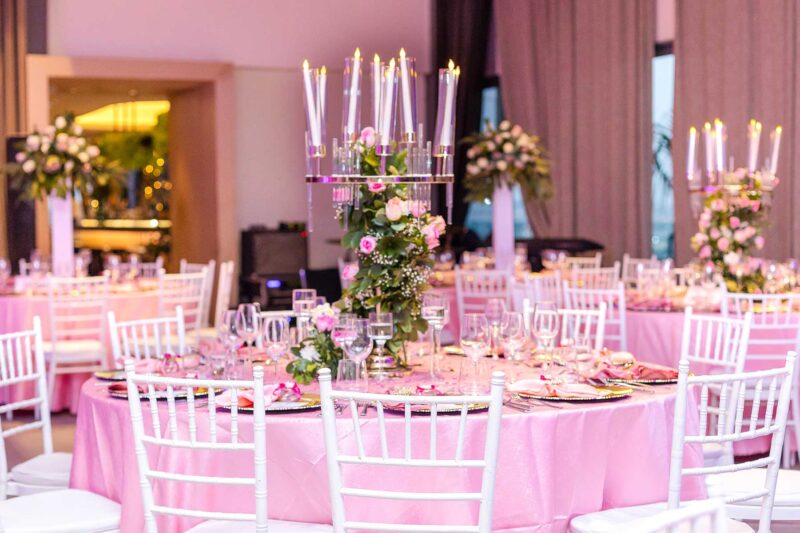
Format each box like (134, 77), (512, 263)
(2, 0), (800, 531)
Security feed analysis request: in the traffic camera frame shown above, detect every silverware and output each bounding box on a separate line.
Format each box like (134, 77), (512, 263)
(504, 400), (533, 412)
(359, 402), (369, 416)
(511, 394), (565, 409)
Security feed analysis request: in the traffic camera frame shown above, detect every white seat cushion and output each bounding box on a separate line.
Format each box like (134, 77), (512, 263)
(43, 340), (104, 362)
(186, 519), (333, 532)
(10, 452), (72, 487)
(0, 488), (120, 533)
(569, 501), (752, 533)
(710, 468), (800, 507)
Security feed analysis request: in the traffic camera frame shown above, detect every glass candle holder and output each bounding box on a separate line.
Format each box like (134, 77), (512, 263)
(434, 62), (460, 157)
(398, 52), (417, 144)
(302, 63), (326, 150)
(378, 60), (398, 149)
(371, 56), (383, 130)
(342, 54), (362, 144)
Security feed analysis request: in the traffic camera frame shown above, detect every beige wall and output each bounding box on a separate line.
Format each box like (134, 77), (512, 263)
(47, 0), (434, 269)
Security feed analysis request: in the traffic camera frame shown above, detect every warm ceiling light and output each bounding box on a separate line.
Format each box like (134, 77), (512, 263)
(74, 100), (170, 132)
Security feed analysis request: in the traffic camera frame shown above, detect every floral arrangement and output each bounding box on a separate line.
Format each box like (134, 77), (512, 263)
(462, 119), (552, 203)
(691, 171), (769, 293)
(286, 126), (445, 384)
(6, 114), (113, 201)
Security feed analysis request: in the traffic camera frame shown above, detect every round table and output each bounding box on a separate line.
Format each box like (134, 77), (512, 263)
(0, 288), (160, 412)
(70, 356), (704, 533)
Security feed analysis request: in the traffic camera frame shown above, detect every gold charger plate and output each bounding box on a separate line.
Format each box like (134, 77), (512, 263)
(108, 386), (215, 401)
(516, 384), (633, 402)
(219, 393), (321, 413)
(94, 370), (126, 381)
(608, 377), (679, 385)
(382, 401), (489, 415)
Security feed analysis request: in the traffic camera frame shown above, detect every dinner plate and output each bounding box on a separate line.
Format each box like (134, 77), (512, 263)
(108, 385), (215, 401)
(382, 400), (489, 415)
(219, 393), (321, 413)
(94, 369), (126, 381)
(516, 384), (633, 402)
(608, 377), (679, 385)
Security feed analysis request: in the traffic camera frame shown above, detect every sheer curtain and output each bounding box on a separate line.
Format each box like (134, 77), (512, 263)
(672, 0), (799, 263)
(0, 0), (28, 257)
(494, 0), (654, 261)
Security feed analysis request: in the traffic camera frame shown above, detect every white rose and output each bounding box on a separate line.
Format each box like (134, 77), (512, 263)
(78, 152), (89, 163)
(467, 147), (476, 158)
(520, 153), (531, 162)
(54, 116), (67, 129)
(486, 141), (496, 151)
(299, 344), (320, 362)
(496, 160), (508, 171)
(499, 120), (511, 131)
(73, 125), (83, 136)
(25, 135), (40, 151)
(44, 125), (55, 137)
(502, 143), (514, 154)
(87, 145), (100, 158)
(21, 160), (36, 173)
(518, 134), (530, 146)
(78, 137), (86, 147)
(64, 160), (74, 173)
(477, 157), (489, 169)
(40, 142), (51, 153)
(723, 252), (740, 266)
(511, 125), (523, 136)
(67, 142), (79, 155)
(466, 163), (479, 175)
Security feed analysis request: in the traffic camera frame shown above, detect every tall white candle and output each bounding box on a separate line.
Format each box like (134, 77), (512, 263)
(372, 54), (382, 130)
(380, 58), (396, 144)
(769, 125), (782, 175)
(440, 60), (456, 147)
(399, 48), (414, 136)
(714, 119), (724, 172)
(302, 60), (320, 146)
(318, 66), (326, 142)
(346, 49), (360, 137)
(703, 122), (714, 175)
(686, 126), (697, 180)
(747, 119), (762, 172)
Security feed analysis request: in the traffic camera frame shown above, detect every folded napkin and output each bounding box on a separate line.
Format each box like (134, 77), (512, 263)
(588, 357), (679, 381)
(508, 379), (605, 399)
(217, 382), (302, 408)
(135, 359), (162, 373)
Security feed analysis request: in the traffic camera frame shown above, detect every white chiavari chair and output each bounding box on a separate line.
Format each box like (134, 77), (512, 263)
(568, 262), (621, 289)
(196, 260), (235, 341)
(621, 254), (658, 286)
(108, 307), (186, 365)
(564, 253), (602, 270)
(454, 267), (511, 324)
(124, 361), (330, 533)
(119, 256), (164, 280)
(319, 368), (505, 533)
(180, 259), (217, 328)
(617, 499), (729, 533)
(681, 308), (752, 467)
(158, 270), (207, 346)
(0, 317), (71, 498)
(563, 281), (627, 351)
(672, 267), (693, 287)
(571, 353), (797, 533)
(518, 269), (562, 308)
(721, 289), (800, 467)
(18, 259), (50, 277)
(45, 274), (110, 399)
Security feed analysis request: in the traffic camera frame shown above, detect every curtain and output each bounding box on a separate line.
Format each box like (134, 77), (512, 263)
(494, 0), (654, 261)
(0, 0), (28, 257)
(673, 0), (798, 264)
(433, 0), (492, 227)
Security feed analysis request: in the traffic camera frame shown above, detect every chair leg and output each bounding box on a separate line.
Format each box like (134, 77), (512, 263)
(46, 356), (57, 409)
(790, 390), (800, 467)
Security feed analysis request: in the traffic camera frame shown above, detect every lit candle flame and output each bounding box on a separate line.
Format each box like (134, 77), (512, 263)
(400, 48), (406, 59)
(303, 59), (309, 71)
(320, 65), (326, 75)
(354, 48), (360, 59)
(374, 53), (380, 63)
(448, 59), (455, 70)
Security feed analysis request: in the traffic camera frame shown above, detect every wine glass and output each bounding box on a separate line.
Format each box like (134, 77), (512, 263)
(485, 298), (506, 359)
(421, 293), (449, 379)
(368, 312), (393, 378)
(344, 318), (373, 388)
(459, 314), (489, 394)
(235, 303), (261, 356)
(499, 311), (526, 362)
(332, 315), (356, 350)
(530, 302), (560, 376)
(292, 289), (317, 341)
(263, 317), (290, 378)
(217, 310), (240, 378)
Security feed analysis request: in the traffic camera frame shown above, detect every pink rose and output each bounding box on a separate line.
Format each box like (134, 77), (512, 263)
(755, 236), (765, 249)
(360, 126), (376, 148)
(314, 313), (336, 332)
(368, 183), (386, 193)
(422, 222), (442, 250)
(408, 200), (427, 218)
(359, 236), (377, 254)
(710, 228), (721, 240)
(385, 197), (408, 221)
(717, 237), (730, 252)
(342, 263), (358, 281)
(734, 230), (747, 243)
(432, 215), (446, 233)
(751, 201), (760, 212)
(699, 245), (712, 259)
(710, 199), (725, 212)
(729, 216), (740, 229)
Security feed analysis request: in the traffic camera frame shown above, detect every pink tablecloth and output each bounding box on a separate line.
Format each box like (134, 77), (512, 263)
(71, 357), (704, 533)
(0, 291), (159, 413)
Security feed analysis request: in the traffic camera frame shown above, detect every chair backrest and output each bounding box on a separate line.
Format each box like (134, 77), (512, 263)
(180, 259), (217, 328)
(519, 270), (562, 308)
(557, 303), (607, 350)
(667, 353), (797, 532)
(619, 498), (729, 533)
(119, 257), (164, 280)
(621, 254), (658, 283)
(213, 260), (235, 329)
(125, 361), (267, 532)
(109, 307), (186, 364)
(255, 310), (294, 348)
(319, 368), (505, 533)
(564, 253), (602, 269)
(0, 317), (52, 498)
(454, 267), (512, 324)
(720, 289), (800, 369)
(158, 270), (207, 341)
(671, 267), (692, 287)
(562, 281), (627, 351)
(568, 262), (621, 289)
(47, 274), (110, 347)
(18, 258), (50, 277)
(680, 307), (752, 375)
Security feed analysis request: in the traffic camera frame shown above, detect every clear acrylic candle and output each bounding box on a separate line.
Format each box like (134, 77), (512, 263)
(434, 61), (460, 156)
(398, 49), (417, 144)
(342, 50), (362, 144)
(377, 59), (398, 150)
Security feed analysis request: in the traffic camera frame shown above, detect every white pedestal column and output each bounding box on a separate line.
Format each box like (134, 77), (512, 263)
(49, 193), (74, 277)
(492, 183), (515, 271)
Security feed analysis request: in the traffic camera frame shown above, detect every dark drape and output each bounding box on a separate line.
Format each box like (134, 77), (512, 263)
(672, 0), (799, 264)
(432, 0), (492, 226)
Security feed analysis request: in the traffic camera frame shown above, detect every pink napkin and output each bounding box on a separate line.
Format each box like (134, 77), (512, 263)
(217, 382), (302, 409)
(508, 379), (605, 399)
(135, 359), (162, 373)
(589, 357), (679, 381)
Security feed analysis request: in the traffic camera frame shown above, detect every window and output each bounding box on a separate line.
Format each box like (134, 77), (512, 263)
(652, 44), (675, 259)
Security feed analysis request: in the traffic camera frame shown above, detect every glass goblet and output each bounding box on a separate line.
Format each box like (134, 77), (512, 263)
(485, 298), (506, 360)
(263, 317), (290, 378)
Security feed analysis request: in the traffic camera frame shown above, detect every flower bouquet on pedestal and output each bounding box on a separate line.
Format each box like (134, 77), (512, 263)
(287, 303), (343, 385)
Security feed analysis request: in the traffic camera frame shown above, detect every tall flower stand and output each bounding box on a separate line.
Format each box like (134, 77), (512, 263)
(49, 193), (74, 276)
(492, 183), (515, 271)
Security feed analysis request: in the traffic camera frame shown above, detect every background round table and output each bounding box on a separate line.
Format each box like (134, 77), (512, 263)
(0, 289), (159, 412)
(70, 356), (704, 533)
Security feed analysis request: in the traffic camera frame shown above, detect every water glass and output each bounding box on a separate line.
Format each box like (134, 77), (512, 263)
(421, 293), (449, 379)
(530, 301), (560, 374)
(331, 315), (356, 349)
(263, 317), (290, 378)
(292, 289), (317, 340)
(485, 298), (506, 359)
(458, 357), (489, 395)
(236, 303), (261, 353)
(368, 312), (393, 370)
(499, 311), (526, 362)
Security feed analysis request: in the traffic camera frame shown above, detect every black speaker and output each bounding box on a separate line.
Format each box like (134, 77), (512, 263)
(240, 228), (308, 277)
(5, 136), (36, 273)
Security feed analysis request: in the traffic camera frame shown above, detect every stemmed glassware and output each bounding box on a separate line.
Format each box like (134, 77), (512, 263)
(368, 312), (393, 378)
(530, 301), (560, 377)
(421, 293), (449, 379)
(292, 289), (317, 341)
(235, 303), (261, 356)
(217, 310), (240, 378)
(499, 311), (526, 363)
(263, 316), (290, 378)
(343, 318), (372, 388)
(459, 313), (489, 394)
(485, 298), (506, 360)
